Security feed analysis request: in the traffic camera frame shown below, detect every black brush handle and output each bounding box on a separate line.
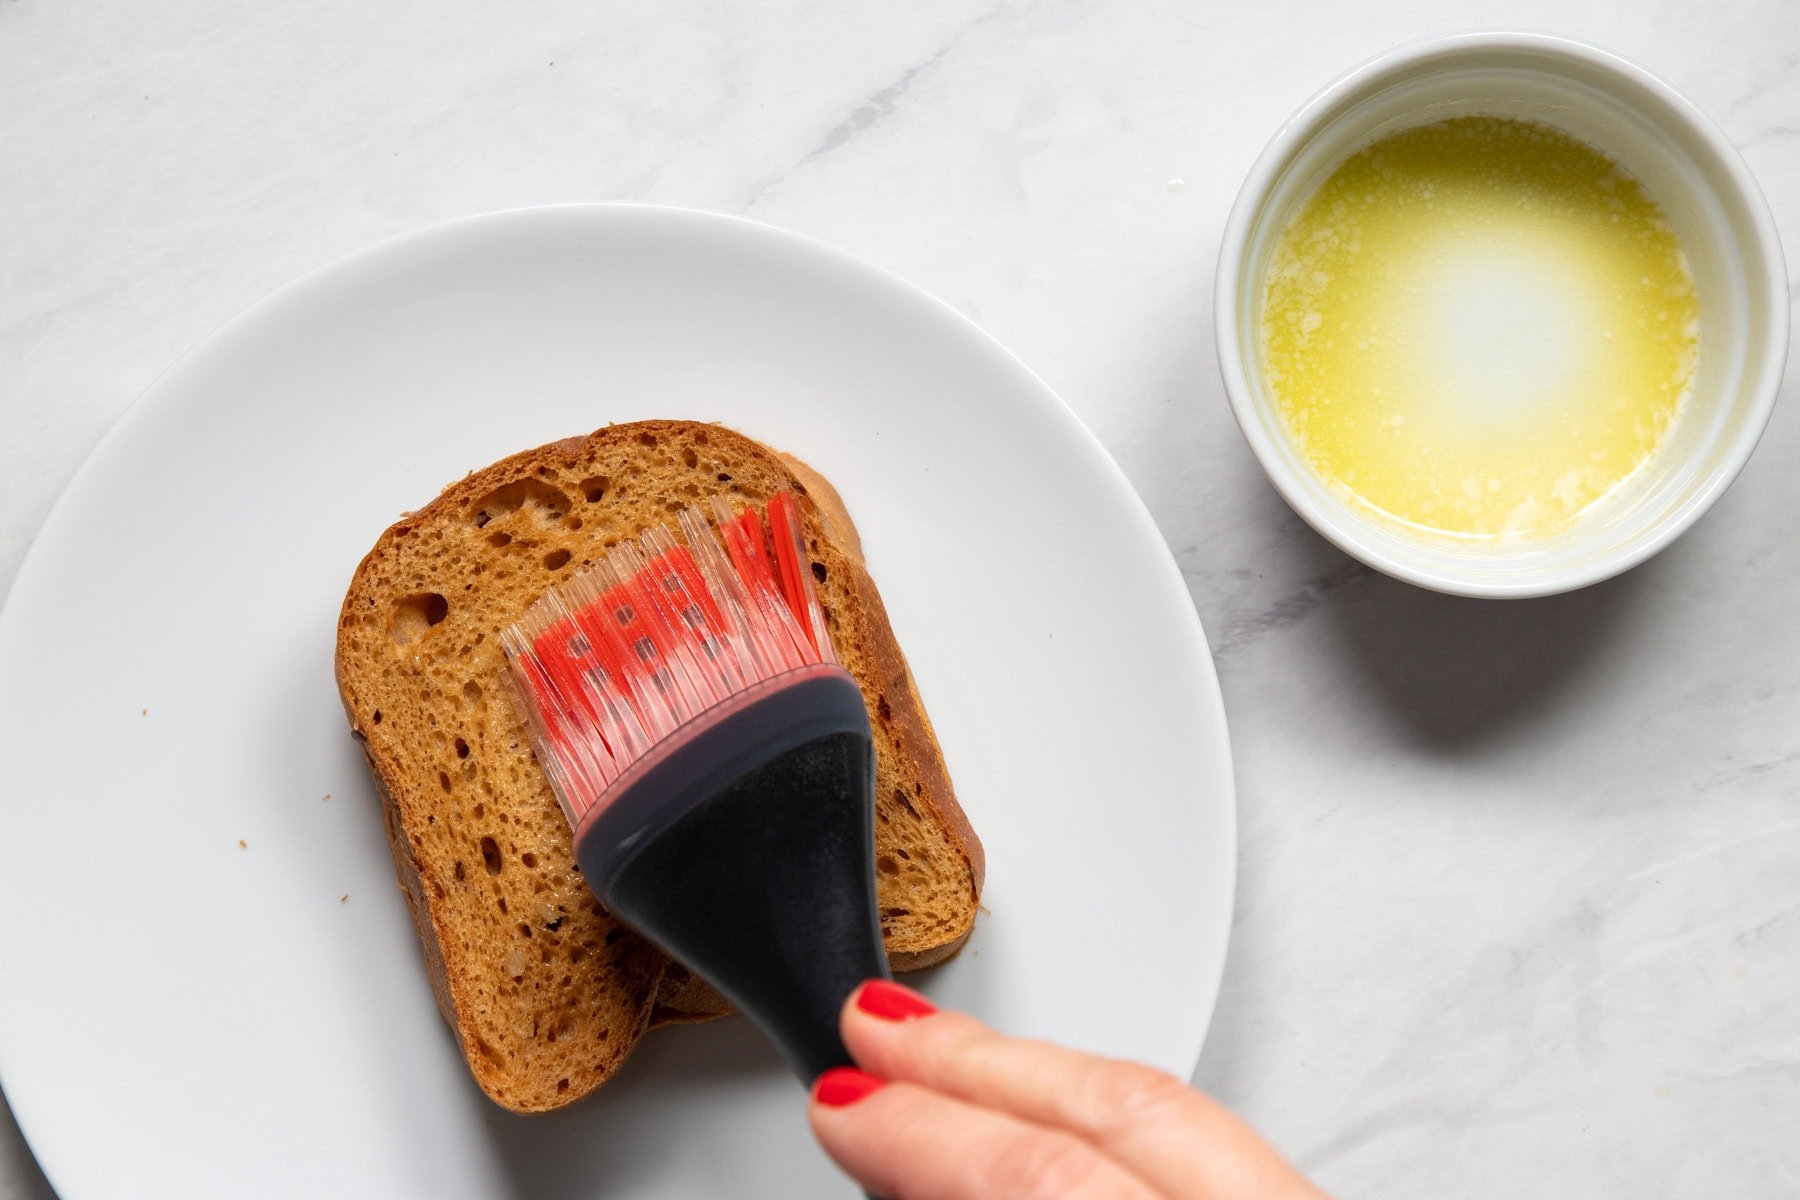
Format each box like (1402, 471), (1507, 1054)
(574, 668), (889, 1083)
(601, 728), (890, 1080)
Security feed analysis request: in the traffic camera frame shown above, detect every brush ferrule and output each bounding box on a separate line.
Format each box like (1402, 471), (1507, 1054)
(573, 663), (868, 895)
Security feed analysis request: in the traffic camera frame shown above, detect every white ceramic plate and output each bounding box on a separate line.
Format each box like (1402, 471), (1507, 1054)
(0, 205), (1234, 1199)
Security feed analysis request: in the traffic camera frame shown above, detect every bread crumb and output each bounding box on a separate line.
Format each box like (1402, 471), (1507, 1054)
(340, 894), (349, 903)
(322, 793), (332, 802)
(238, 839), (247, 849)
(140, 708), (148, 716)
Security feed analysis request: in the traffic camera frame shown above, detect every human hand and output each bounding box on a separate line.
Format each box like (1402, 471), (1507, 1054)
(808, 980), (1326, 1199)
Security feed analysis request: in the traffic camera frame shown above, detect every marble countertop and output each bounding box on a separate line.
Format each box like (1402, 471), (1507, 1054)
(3, 1), (1796, 1195)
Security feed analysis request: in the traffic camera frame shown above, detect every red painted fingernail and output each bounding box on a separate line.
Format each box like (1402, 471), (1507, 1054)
(813, 1067), (885, 1108)
(855, 979), (937, 1022)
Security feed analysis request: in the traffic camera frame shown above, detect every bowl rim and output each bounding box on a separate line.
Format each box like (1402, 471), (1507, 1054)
(1213, 29), (1790, 598)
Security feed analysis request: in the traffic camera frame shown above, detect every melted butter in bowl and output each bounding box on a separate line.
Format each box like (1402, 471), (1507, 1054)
(1217, 34), (1788, 597)
(1258, 116), (1700, 541)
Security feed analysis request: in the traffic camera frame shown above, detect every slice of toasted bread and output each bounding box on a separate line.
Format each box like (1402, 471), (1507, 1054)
(335, 421), (983, 1112)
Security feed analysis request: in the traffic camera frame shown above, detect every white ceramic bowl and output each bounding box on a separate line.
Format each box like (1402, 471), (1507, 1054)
(1215, 31), (1788, 597)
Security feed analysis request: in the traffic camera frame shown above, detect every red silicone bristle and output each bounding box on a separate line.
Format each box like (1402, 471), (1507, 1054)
(532, 616), (603, 728)
(658, 542), (727, 636)
(562, 605), (623, 710)
(768, 491), (834, 664)
(590, 569), (678, 741)
(502, 491), (836, 825)
(716, 500), (812, 671)
(649, 522), (755, 696)
(501, 622), (615, 823)
(610, 542), (712, 725)
(720, 507), (770, 595)
(639, 542), (733, 705)
(526, 591), (646, 771)
(555, 566), (666, 754)
(769, 494), (810, 646)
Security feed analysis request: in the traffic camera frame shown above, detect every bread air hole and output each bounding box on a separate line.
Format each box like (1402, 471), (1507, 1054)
(521, 851), (538, 868)
(682, 448), (698, 468)
(469, 478), (570, 527)
(390, 593), (449, 646)
(580, 476), (609, 503)
(480, 836), (503, 875)
(812, 561), (827, 583)
(543, 549), (572, 571)
(455, 737), (470, 758)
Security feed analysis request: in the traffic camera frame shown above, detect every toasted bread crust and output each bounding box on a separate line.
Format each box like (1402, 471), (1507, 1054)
(336, 421), (980, 1109)
(778, 452), (986, 898)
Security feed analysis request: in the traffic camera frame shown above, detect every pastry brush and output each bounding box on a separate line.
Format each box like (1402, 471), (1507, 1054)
(499, 492), (889, 1084)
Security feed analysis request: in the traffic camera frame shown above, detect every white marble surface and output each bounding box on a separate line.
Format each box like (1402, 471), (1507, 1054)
(3, 1), (1797, 1195)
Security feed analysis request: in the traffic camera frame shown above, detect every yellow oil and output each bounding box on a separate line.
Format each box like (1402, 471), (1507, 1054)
(1259, 116), (1699, 539)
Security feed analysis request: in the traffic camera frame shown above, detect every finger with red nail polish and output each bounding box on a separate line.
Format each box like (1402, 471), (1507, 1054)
(813, 1066), (885, 1108)
(854, 979), (937, 1022)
